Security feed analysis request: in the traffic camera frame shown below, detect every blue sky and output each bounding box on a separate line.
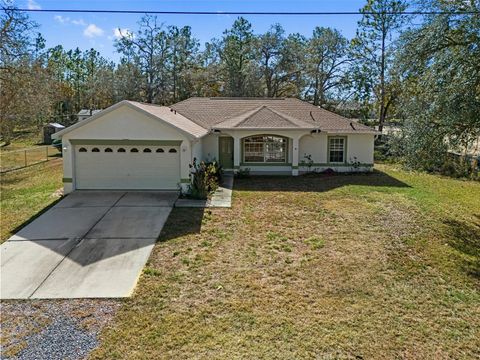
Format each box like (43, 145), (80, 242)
(18, 0), (371, 62)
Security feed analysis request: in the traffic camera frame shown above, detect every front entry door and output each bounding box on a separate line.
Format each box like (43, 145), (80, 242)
(219, 137), (234, 169)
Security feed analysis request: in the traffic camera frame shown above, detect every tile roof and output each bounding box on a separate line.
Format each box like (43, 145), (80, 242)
(128, 101), (209, 138)
(214, 105), (315, 129)
(171, 97), (378, 134)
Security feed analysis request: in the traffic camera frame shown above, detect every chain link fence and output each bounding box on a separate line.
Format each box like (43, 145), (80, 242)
(0, 146), (61, 173)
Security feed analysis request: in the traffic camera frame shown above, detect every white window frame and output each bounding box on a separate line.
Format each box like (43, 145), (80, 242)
(328, 136), (347, 164)
(243, 135), (288, 163)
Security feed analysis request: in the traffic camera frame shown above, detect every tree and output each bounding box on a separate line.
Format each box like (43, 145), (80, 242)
(0, 1), (55, 144)
(167, 25), (200, 102)
(255, 24), (305, 97)
(115, 15), (170, 103)
(219, 17), (258, 97)
(351, 0), (407, 129)
(394, 0), (480, 175)
(305, 27), (351, 107)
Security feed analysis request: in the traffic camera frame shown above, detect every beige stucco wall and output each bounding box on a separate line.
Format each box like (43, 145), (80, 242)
(299, 133), (374, 165)
(199, 130), (375, 174)
(299, 133), (328, 164)
(346, 134), (375, 164)
(192, 139), (203, 164)
(202, 133), (219, 161)
(63, 106), (189, 141)
(60, 104), (194, 193)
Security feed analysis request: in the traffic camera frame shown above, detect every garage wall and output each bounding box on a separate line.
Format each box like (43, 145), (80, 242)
(62, 106), (188, 141)
(60, 104), (193, 193)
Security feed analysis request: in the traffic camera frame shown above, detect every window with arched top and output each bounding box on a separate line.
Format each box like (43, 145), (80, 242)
(168, 148), (177, 153)
(243, 135), (287, 163)
(118, 148), (126, 153)
(92, 147), (100, 153)
(143, 148), (152, 153)
(105, 148), (113, 152)
(156, 148), (164, 153)
(79, 147), (87, 152)
(130, 148), (139, 153)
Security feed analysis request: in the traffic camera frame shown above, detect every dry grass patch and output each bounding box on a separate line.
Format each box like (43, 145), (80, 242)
(91, 167), (479, 359)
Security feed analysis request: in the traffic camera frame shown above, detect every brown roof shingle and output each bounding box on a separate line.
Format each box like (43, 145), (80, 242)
(171, 97), (378, 134)
(129, 101), (209, 138)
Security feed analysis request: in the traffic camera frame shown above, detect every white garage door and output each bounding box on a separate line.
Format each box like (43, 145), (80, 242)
(74, 144), (180, 190)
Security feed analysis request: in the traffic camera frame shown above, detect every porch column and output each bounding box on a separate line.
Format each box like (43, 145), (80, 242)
(233, 136), (241, 173)
(292, 137), (299, 176)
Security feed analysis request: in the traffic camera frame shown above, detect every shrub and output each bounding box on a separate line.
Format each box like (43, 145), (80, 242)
(236, 168), (251, 178)
(188, 158), (222, 199)
(300, 154), (314, 173)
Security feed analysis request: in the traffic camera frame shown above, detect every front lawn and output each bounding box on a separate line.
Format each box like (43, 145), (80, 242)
(0, 159), (63, 243)
(91, 165), (480, 359)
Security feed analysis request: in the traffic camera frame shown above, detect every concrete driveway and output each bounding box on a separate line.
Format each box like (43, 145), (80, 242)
(0, 191), (178, 299)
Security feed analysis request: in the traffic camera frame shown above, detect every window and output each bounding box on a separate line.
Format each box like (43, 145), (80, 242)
(168, 148), (177, 153)
(105, 148), (113, 152)
(92, 147), (100, 152)
(118, 148), (126, 152)
(130, 148), (139, 153)
(156, 148), (164, 153)
(328, 137), (346, 163)
(143, 148), (152, 153)
(243, 136), (287, 163)
(79, 147), (87, 152)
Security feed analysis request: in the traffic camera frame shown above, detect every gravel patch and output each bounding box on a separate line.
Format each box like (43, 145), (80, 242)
(1, 300), (121, 360)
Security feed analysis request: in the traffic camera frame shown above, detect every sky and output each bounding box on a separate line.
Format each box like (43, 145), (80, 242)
(17, 0), (372, 62)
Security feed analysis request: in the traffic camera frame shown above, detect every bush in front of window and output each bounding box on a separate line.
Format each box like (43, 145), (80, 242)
(235, 168), (251, 179)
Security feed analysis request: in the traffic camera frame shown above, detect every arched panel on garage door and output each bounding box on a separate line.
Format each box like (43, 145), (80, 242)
(74, 144), (180, 190)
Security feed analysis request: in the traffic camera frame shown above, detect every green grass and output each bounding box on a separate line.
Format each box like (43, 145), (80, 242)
(0, 159), (63, 242)
(90, 164), (480, 359)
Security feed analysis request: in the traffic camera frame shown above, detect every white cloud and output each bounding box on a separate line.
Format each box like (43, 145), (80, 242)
(27, 0), (41, 10)
(54, 15), (70, 24)
(113, 28), (133, 39)
(54, 16), (86, 27)
(83, 24), (104, 38)
(71, 19), (87, 26)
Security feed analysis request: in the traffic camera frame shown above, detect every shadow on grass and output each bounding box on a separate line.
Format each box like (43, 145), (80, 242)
(158, 207), (205, 243)
(443, 216), (480, 278)
(234, 169), (410, 192)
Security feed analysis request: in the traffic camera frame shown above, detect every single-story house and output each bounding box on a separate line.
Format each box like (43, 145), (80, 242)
(53, 97), (378, 194)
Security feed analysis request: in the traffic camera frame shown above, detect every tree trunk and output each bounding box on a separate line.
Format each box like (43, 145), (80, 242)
(378, 27), (387, 134)
(313, 74), (320, 106)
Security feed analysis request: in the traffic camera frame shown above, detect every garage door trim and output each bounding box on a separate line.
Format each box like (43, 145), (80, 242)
(73, 144), (181, 190)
